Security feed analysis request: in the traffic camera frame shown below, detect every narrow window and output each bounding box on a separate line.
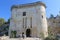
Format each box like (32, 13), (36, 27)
(25, 17), (27, 28)
(42, 15), (43, 18)
(30, 17), (32, 28)
(23, 18), (24, 28)
(23, 12), (26, 16)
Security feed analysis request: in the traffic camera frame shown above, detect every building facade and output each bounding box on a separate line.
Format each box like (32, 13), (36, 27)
(9, 1), (48, 38)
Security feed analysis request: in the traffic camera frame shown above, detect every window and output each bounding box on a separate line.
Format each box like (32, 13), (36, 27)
(42, 15), (43, 18)
(23, 17), (27, 28)
(30, 17), (32, 28)
(25, 17), (27, 28)
(23, 12), (26, 16)
(23, 18), (24, 28)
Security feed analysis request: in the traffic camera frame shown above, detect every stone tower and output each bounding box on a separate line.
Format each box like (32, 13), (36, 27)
(9, 1), (48, 38)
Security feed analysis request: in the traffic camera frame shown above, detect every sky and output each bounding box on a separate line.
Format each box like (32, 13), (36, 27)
(0, 0), (60, 21)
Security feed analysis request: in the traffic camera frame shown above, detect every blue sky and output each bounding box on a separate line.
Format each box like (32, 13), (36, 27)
(0, 0), (60, 21)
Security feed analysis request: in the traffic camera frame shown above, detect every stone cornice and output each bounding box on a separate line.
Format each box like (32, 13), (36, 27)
(11, 1), (46, 11)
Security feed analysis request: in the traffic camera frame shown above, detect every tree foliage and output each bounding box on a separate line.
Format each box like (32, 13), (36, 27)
(50, 14), (54, 18)
(11, 31), (17, 38)
(44, 37), (58, 40)
(0, 18), (5, 26)
(0, 18), (10, 36)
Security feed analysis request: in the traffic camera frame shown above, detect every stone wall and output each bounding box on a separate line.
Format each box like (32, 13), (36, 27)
(9, 1), (48, 38)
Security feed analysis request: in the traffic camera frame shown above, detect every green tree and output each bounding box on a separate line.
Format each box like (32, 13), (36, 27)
(50, 14), (54, 18)
(11, 31), (17, 38)
(45, 26), (58, 40)
(4, 18), (10, 24)
(7, 18), (10, 23)
(44, 37), (58, 40)
(0, 18), (5, 26)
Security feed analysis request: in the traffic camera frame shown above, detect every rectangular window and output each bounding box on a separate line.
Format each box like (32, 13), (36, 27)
(25, 17), (27, 28)
(23, 18), (24, 28)
(23, 17), (27, 28)
(30, 17), (32, 28)
(23, 12), (26, 16)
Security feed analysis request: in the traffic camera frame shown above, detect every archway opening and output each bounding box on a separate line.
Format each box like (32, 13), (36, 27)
(26, 29), (31, 37)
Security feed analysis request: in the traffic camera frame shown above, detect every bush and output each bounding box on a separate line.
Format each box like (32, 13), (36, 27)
(11, 31), (17, 38)
(44, 37), (58, 40)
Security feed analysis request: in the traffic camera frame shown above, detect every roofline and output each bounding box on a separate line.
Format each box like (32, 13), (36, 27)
(11, 1), (46, 11)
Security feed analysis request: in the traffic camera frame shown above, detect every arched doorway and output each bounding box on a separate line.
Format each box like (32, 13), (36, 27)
(26, 29), (31, 37)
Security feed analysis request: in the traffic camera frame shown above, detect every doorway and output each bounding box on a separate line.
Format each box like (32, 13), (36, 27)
(26, 29), (31, 37)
